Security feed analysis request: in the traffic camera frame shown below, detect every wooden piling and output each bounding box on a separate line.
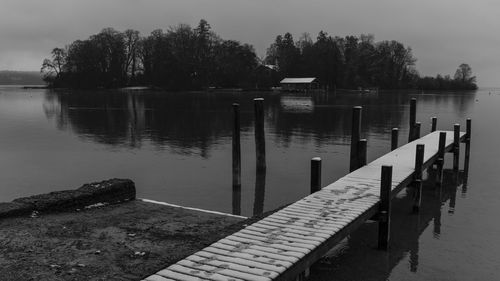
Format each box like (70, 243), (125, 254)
(232, 103), (241, 188)
(408, 98), (416, 142)
(350, 106), (362, 172)
(466, 118), (472, 141)
(232, 103), (242, 216)
(310, 157), (322, 194)
(464, 118), (471, 173)
(436, 132), (446, 186)
(391, 128), (398, 151)
(431, 117), (437, 132)
(413, 144), (424, 212)
(254, 98), (266, 171)
(378, 165), (392, 250)
(358, 139), (367, 167)
(453, 124), (460, 172)
(415, 122), (421, 139)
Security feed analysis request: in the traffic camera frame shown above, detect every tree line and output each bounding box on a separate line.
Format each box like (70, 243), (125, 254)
(417, 63), (477, 90)
(41, 20), (267, 90)
(41, 19), (477, 90)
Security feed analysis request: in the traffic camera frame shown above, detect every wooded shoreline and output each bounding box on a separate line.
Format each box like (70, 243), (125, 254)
(40, 19), (478, 91)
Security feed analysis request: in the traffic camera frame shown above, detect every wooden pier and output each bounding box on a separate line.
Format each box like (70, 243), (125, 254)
(143, 100), (470, 281)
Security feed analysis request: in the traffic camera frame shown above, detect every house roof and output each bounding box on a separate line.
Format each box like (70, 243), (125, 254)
(280, 77), (316, 84)
(264, 64), (277, 70)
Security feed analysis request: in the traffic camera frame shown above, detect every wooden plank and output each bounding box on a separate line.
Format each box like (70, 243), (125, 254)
(238, 229), (322, 247)
(177, 259), (271, 281)
(259, 217), (336, 235)
(195, 250), (288, 273)
(216, 238), (303, 260)
(167, 264), (244, 281)
(291, 201), (370, 217)
(263, 214), (344, 232)
(157, 268), (210, 281)
(224, 234), (310, 255)
(279, 206), (361, 223)
(143, 275), (176, 281)
(300, 195), (378, 207)
(250, 222), (330, 239)
(201, 246), (293, 270)
(231, 232), (316, 251)
(245, 225), (326, 243)
(212, 241), (300, 263)
(255, 219), (334, 236)
(186, 254), (278, 279)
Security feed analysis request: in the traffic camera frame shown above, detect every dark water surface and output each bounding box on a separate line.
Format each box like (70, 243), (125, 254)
(1, 86), (499, 280)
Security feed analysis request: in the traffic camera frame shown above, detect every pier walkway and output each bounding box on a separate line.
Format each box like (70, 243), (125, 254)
(144, 130), (466, 281)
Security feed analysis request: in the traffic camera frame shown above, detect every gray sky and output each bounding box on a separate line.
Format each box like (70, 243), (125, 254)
(1, 0), (498, 86)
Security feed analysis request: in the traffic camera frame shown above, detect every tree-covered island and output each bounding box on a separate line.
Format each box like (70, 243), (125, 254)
(41, 19), (478, 91)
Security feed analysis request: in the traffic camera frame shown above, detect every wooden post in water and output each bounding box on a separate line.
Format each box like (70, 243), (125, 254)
(464, 118), (472, 173)
(350, 106), (362, 172)
(413, 144), (425, 212)
(232, 103), (241, 188)
(232, 103), (242, 215)
(453, 124), (460, 172)
(436, 132), (447, 187)
(310, 157), (322, 194)
(254, 98), (266, 171)
(391, 128), (399, 151)
(408, 98), (417, 142)
(415, 122), (421, 139)
(378, 165), (392, 250)
(431, 117), (437, 132)
(358, 139), (367, 167)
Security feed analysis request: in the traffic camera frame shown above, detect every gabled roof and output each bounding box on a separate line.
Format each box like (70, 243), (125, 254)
(280, 77), (316, 84)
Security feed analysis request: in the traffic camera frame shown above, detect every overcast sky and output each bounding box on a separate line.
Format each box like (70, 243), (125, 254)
(0, 0), (498, 86)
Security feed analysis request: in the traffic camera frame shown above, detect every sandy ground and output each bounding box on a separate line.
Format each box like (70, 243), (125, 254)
(0, 200), (246, 281)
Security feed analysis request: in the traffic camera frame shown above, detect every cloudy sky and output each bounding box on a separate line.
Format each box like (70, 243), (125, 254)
(1, 0), (498, 86)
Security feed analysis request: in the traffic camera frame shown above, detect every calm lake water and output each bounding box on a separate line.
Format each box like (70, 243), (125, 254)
(1, 86), (499, 280)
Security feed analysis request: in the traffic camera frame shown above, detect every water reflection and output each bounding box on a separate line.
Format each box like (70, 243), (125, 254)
(44, 90), (477, 154)
(253, 167), (266, 216)
(43, 90), (246, 156)
(232, 184), (241, 216)
(280, 95), (314, 113)
(38, 89), (477, 216)
(309, 168), (467, 281)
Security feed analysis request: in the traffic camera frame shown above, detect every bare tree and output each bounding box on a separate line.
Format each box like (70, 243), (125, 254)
(454, 63), (476, 83)
(41, 47), (67, 80)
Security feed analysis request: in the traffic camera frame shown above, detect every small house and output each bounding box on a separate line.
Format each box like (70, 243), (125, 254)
(280, 77), (318, 91)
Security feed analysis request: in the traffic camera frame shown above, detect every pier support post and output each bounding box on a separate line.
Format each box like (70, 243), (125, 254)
(431, 117), (437, 132)
(408, 98), (417, 142)
(415, 122), (421, 139)
(436, 132), (446, 187)
(310, 157), (322, 194)
(464, 119), (471, 174)
(350, 106), (362, 172)
(378, 165), (393, 250)
(413, 144), (425, 212)
(453, 124), (460, 172)
(232, 103), (241, 188)
(358, 139), (367, 167)
(391, 128), (398, 151)
(254, 98), (266, 171)
(232, 103), (242, 215)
